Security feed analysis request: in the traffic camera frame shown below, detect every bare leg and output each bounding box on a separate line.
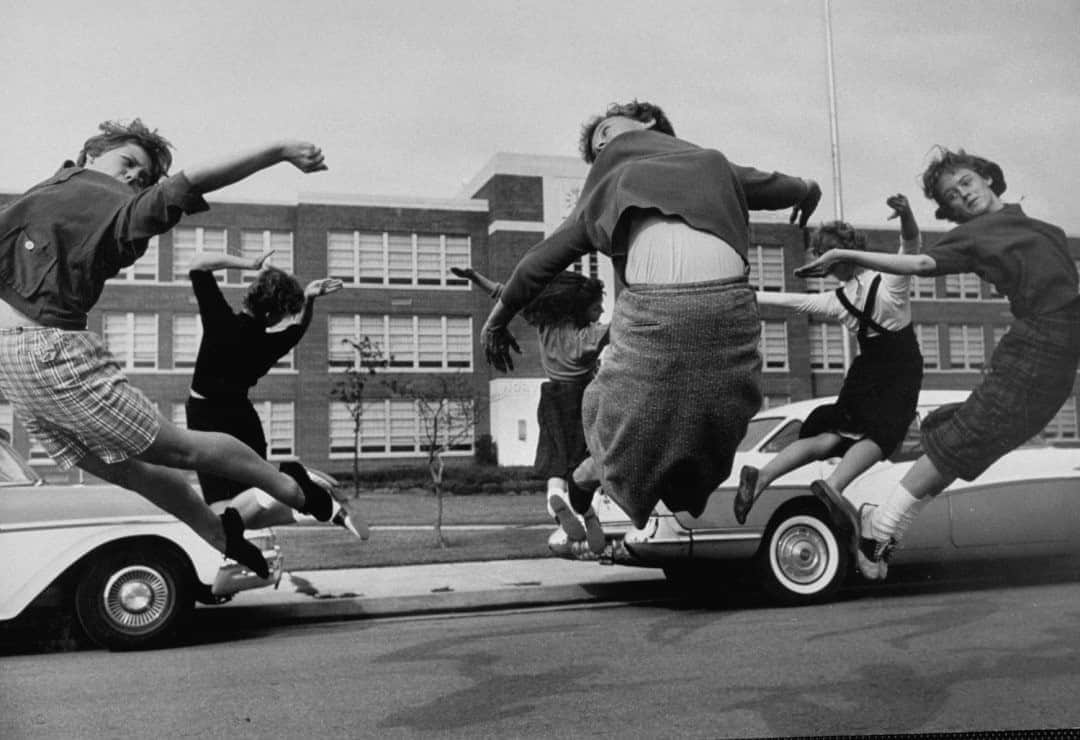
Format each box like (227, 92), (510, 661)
(223, 490), (301, 529)
(757, 433), (845, 492)
(137, 419), (305, 510)
(77, 452), (225, 550)
(899, 454), (955, 499)
(824, 438), (884, 492)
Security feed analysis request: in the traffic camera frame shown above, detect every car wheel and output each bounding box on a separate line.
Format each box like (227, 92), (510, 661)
(74, 546), (194, 651)
(757, 506), (848, 606)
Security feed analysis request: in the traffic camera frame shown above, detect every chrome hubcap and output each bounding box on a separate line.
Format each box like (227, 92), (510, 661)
(103, 566), (171, 630)
(775, 524), (829, 585)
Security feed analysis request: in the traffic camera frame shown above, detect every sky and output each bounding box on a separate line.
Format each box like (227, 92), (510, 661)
(3, 0), (1079, 234)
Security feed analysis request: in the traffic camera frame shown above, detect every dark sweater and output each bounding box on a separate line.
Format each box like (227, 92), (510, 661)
(188, 270), (308, 399)
(499, 129), (811, 313)
(927, 204), (1078, 318)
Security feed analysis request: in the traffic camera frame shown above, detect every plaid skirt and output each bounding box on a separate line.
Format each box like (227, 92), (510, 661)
(0, 328), (160, 469)
(923, 298), (1080, 480)
(533, 378), (590, 479)
(582, 277), (762, 528)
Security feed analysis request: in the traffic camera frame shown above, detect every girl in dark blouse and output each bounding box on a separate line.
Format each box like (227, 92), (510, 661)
(185, 251), (363, 536)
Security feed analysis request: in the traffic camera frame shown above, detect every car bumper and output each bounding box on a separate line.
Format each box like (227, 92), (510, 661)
(211, 542), (284, 597)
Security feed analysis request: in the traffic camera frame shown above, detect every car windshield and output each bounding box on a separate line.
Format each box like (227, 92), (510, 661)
(0, 441), (40, 485)
(737, 417), (785, 452)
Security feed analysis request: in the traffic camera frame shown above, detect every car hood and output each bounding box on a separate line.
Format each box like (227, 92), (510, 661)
(0, 483), (170, 528)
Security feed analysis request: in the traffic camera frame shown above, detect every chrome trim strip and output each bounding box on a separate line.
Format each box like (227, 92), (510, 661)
(0, 515), (175, 533)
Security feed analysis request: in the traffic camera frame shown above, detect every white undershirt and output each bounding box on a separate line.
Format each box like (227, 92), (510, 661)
(624, 214), (746, 284)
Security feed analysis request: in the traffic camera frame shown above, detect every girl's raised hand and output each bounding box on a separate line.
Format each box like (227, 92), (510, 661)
(281, 141), (328, 173)
(252, 250), (275, 270)
(794, 249), (841, 278)
(305, 278), (344, 298)
(886, 193), (912, 221)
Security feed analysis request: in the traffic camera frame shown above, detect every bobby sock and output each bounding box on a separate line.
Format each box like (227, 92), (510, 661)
(869, 483), (926, 544)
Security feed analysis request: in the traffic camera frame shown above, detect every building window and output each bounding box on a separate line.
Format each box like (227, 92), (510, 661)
(804, 274), (840, 294)
(28, 436), (52, 464)
(1042, 397), (1078, 441)
(993, 325), (1009, 353)
(327, 230), (471, 289)
(111, 236), (159, 282)
(172, 315), (203, 369)
(943, 273), (981, 300)
(915, 324), (941, 370)
(103, 313), (158, 370)
(328, 315), (472, 371)
(240, 230), (294, 282)
(947, 324), (985, 370)
(330, 399), (474, 458)
(748, 245), (785, 292)
(255, 401), (295, 458)
(172, 226), (227, 282)
(763, 395), (792, 410)
(909, 276), (936, 300)
(760, 321), (788, 371)
(808, 321), (845, 370)
(570, 254), (601, 280)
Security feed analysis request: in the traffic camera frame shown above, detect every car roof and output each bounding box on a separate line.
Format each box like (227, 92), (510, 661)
(753, 389), (969, 421)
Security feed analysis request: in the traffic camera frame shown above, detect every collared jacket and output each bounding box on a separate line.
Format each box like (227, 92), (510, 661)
(0, 163), (208, 329)
(498, 129), (812, 314)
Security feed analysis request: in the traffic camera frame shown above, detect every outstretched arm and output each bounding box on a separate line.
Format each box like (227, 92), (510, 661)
(182, 140), (326, 195)
(796, 249), (937, 278)
(189, 250), (273, 273)
(450, 266), (503, 299)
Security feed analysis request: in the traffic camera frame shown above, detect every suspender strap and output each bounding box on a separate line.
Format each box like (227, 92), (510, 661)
(835, 275), (890, 339)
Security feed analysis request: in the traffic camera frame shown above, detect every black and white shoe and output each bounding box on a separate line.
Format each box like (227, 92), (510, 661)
(281, 461), (333, 522)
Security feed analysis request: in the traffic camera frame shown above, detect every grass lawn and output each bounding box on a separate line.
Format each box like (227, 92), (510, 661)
(275, 490), (559, 570)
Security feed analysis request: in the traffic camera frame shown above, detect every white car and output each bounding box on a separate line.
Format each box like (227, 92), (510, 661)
(569, 390), (1080, 606)
(0, 439), (283, 650)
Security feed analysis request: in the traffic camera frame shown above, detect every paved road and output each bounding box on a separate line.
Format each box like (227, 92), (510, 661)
(4, 574), (1080, 738)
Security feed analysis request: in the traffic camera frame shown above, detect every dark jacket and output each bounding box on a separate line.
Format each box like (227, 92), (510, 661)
(0, 163), (207, 329)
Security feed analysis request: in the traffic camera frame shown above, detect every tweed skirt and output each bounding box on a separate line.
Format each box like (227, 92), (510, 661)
(0, 328), (160, 469)
(582, 277), (762, 528)
(533, 378), (590, 479)
(923, 298), (1080, 480)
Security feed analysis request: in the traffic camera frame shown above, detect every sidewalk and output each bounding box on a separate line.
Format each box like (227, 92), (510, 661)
(204, 558), (671, 627)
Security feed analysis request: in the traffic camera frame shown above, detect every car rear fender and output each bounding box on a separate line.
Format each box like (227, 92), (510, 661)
(0, 522), (222, 621)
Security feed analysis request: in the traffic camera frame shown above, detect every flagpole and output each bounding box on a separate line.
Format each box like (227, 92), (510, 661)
(823, 0), (853, 368)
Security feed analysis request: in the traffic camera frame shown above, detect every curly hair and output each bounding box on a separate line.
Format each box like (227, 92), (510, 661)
(578, 100), (676, 163)
(242, 266), (305, 323)
(76, 118), (174, 186)
(920, 146), (1006, 222)
(809, 221), (868, 256)
(521, 271), (605, 330)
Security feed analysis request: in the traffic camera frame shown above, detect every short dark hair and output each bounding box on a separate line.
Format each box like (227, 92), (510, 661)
(578, 100), (675, 163)
(76, 118), (174, 186)
(243, 267), (305, 322)
(920, 146), (1006, 222)
(521, 271), (605, 330)
(809, 221), (867, 255)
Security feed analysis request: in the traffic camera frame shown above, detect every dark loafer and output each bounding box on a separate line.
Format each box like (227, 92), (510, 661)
(733, 465), (759, 525)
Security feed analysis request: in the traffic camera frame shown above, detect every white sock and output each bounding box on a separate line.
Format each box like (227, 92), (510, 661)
(869, 484), (926, 544)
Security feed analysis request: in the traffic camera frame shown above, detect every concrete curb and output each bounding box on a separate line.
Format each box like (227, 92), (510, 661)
(200, 578), (673, 628)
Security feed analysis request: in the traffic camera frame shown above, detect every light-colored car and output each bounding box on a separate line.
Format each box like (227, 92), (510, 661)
(566, 390), (1080, 606)
(0, 439), (284, 650)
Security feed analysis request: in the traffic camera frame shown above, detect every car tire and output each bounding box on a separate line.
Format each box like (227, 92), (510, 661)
(757, 504), (848, 606)
(74, 545), (194, 651)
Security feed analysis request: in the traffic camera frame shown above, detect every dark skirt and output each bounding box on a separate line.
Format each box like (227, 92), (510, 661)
(923, 298), (1080, 480)
(582, 277), (762, 528)
(800, 324), (923, 457)
(534, 378), (590, 479)
(185, 395), (266, 503)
